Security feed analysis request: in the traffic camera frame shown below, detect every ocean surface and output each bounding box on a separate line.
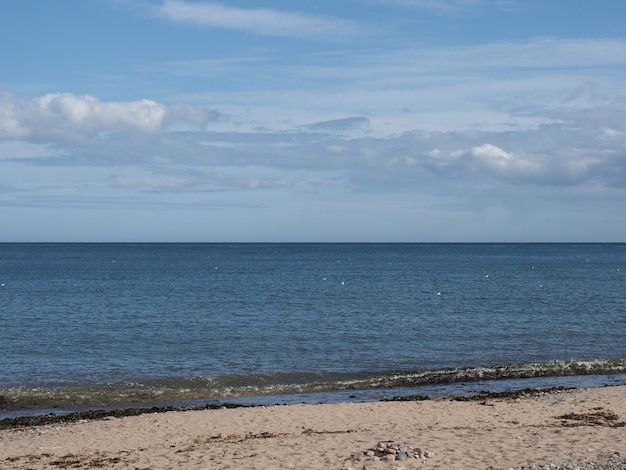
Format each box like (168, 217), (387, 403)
(1, 243), (625, 418)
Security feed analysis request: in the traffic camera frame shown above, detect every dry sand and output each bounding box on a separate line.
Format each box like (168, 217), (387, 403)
(1, 385), (625, 469)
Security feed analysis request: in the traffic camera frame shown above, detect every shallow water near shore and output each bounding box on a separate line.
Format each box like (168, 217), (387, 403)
(1, 243), (625, 417)
(3, 373), (626, 424)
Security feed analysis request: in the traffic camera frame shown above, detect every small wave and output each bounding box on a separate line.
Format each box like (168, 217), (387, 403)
(1, 359), (624, 416)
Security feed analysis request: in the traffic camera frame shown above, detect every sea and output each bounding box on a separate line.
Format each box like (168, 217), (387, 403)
(1, 243), (625, 419)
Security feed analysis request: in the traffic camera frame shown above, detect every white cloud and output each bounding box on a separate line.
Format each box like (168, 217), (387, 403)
(0, 92), (166, 139)
(153, 0), (362, 40)
(471, 143), (541, 176)
(36, 93), (166, 133)
(472, 143), (511, 162)
(423, 138), (626, 190)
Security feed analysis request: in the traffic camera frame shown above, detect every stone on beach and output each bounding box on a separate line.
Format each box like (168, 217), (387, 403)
(353, 441), (433, 462)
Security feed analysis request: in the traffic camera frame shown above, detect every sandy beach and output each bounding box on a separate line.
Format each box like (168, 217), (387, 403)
(1, 385), (625, 469)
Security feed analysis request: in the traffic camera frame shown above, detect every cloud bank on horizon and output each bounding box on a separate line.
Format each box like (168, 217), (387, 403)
(1, 0), (625, 241)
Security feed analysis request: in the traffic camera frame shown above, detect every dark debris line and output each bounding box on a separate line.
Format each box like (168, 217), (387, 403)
(0, 403), (252, 430)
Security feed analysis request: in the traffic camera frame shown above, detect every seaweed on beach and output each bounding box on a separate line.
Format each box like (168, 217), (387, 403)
(0, 403), (252, 430)
(450, 386), (574, 401)
(555, 409), (626, 427)
(49, 452), (122, 468)
(381, 386), (573, 403)
(5, 452), (126, 469)
(381, 394), (430, 402)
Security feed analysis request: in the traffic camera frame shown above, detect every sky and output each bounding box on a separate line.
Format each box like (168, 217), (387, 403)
(1, 0), (626, 242)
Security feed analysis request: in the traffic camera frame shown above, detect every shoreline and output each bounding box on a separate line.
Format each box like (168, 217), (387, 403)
(0, 385), (575, 430)
(2, 384), (625, 469)
(3, 363), (626, 422)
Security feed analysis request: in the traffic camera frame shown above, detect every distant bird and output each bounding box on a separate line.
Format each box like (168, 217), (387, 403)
(436, 291), (442, 296)
(1, 283), (4, 287)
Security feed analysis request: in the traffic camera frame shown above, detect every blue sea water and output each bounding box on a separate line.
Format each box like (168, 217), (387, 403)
(1, 243), (625, 417)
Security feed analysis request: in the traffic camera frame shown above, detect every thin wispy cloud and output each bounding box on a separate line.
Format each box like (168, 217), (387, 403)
(373, 0), (506, 12)
(152, 0), (362, 40)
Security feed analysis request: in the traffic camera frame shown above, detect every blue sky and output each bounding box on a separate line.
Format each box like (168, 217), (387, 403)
(1, 0), (626, 242)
